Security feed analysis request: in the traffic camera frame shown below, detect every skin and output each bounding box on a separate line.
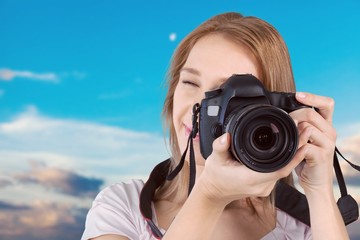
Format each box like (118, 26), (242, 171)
(172, 34), (261, 166)
(92, 34), (348, 240)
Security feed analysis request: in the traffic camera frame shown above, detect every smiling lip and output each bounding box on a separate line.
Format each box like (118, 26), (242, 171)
(184, 124), (199, 142)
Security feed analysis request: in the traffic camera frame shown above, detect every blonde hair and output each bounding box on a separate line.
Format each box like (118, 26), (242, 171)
(157, 12), (295, 205)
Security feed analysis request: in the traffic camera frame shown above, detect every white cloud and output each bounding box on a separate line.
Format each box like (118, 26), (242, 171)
(1, 108), (359, 236)
(336, 123), (360, 177)
(0, 106), (169, 204)
(14, 160), (104, 198)
(0, 107), (169, 238)
(0, 200), (86, 239)
(0, 178), (12, 188)
(0, 68), (86, 84)
(337, 122), (360, 140)
(0, 68), (59, 83)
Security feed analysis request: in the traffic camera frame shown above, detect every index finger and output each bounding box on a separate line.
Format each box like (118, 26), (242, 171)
(295, 92), (335, 123)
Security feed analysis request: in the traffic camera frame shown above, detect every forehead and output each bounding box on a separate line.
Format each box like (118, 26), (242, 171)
(183, 34), (260, 79)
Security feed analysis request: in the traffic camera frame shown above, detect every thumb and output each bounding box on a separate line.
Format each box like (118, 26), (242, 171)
(211, 132), (231, 158)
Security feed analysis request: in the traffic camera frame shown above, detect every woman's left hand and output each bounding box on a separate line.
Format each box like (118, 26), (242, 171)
(289, 92), (337, 196)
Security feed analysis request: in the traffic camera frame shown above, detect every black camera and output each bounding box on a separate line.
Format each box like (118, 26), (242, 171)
(199, 74), (309, 172)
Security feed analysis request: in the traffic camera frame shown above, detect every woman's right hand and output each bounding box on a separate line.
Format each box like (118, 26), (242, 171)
(198, 132), (305, 206)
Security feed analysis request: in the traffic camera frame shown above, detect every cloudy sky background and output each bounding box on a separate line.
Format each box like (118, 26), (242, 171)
(1, 1), (360, 239)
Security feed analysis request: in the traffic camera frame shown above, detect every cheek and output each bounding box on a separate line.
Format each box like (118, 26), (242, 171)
(172, 85), (188, 117)
(172, 89), (182, 134)
(172, 89), (181, 123)
(172, 88), (188, 151)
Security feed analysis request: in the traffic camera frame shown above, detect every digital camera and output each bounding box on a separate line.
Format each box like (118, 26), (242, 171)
(199, 74), (308, 172)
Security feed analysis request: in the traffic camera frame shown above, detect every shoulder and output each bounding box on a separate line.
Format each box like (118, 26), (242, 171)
(81, 179), (154, 240)
(94, 179), (145, 207)
(89, 179), (146, 227)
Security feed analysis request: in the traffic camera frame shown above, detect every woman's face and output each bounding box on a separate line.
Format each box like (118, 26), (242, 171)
(173, 34), (261, 165)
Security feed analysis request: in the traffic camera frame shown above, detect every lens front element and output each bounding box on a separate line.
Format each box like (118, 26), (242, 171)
(252, 125), (278, 151)
(225, 104), (298, 172)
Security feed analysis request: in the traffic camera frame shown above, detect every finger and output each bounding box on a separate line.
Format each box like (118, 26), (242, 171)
(298, 123), (335, 148)
(299, 141), (333, 164)
(307, 126), (335, 149)
(290, 108), (335, 139)
(296, 92), (335, 123)
(297, 125), (313, 149)
(297, 121), (311, 133)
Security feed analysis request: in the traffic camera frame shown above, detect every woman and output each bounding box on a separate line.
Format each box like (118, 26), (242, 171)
(82, 12), (349, 240)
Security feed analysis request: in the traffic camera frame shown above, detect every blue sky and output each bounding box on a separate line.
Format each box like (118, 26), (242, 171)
(0, 0), (360, 239)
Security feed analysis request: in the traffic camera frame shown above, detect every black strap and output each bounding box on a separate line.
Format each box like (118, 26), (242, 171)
(336, 147), (360, 171)
(167, 103), (200, 195)
(140, 103), (360, 238)
(141, 152), (359, 238)
(334, 147), (348, 197)
(333, 147), (359, 225)
(166, 137), (188, 181)
(275, 148), (360, 226)
(139, 104), (200, 238)
(165, 134), (196, 195)
(139, 159), (170, 239)
(275, 181), (310, 226)
(188, 103), (200, 194)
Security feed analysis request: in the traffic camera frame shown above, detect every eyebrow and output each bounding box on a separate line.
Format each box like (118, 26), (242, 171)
(180, 67), (201, 76)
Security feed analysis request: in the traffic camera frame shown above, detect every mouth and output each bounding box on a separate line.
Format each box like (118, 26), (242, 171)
(184, 123), (199, 142)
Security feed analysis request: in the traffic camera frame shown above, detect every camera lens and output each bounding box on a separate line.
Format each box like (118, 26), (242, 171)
(252, 125), (277, 151)
(225, 104), (298, 172)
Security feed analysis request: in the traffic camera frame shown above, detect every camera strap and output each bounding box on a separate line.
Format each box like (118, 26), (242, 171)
(275, 147), (359, 226)
(166, 103), (200, 194)
(139, 104), (200, 239)
(139, 104), (359, 238)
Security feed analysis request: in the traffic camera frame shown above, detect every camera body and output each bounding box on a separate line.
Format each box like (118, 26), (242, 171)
(199, 74), (308, 172)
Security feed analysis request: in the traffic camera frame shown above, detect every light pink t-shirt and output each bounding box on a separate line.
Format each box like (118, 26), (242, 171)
(81, 179), (312, 240)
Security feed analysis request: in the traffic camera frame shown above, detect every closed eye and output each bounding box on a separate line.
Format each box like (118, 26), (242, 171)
(181, 80), (199, 88)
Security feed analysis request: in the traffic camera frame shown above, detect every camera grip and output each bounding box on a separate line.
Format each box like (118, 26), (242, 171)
(269, 92), (311, 113)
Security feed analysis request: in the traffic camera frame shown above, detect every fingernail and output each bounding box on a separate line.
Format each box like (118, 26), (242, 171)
(297, 92), (306, 99)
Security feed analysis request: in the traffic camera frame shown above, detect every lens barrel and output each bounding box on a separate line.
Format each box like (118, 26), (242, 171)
(225, 104), (298, 172)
